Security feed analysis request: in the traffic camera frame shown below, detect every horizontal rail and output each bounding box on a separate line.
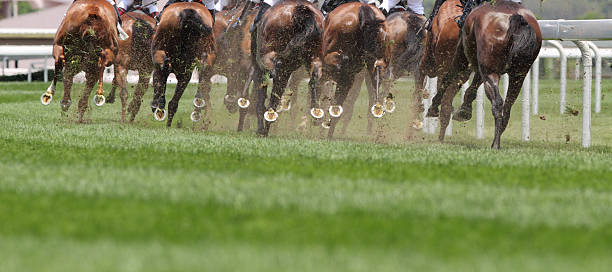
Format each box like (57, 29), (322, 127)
(538, 19), (612, 41)
(0, 45), (52, 58)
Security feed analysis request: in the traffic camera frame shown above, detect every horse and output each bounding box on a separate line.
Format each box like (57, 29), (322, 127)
(319, 2), (388, 139)
(191, 2), (259, 130)
(40, 0), (119, 122)
(150, 2), (216, 127)
(106, 11), (156, 123)
(436, 0), (541, 148)
(251, 0), (325, 137)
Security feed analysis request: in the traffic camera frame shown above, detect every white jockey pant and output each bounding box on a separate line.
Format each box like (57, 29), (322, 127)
(117, 0), (159, 13)
(381, 0), (424, 15)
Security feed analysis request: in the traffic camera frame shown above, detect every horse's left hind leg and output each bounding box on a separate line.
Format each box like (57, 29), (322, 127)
(453, 72), (482, 122)
(499, 72), (527, 140)
(128, 71), (151, 122)
(263, 70), (291, 135)
(328, 75), (355, 140)
(481, 72), (503, 149)
(115, 65), (128, 122)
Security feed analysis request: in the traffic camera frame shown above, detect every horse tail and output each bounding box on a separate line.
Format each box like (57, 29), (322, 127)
(358, 5), (383, 56)
(278, 4), (321, 59)
(131, 17), (155, 59)
(507, 14), (538, 69)
(396, 15), (426, 69)
(178, 9), (213, 48)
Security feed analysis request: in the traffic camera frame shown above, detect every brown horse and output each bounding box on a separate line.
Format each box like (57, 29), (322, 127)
(320, 2), (388, 139)
(192, 2), (259, 130)
(106, 11), (156, 123)
(437, 0), (542, 148)
(252, 0), (324, 136)
(41, 0), (119, 122)
(150, 2), (216, 127)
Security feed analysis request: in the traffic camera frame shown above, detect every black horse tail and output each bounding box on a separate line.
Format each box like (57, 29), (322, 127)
(507, 14), (539, 69)
(131, 17), (155, 59)
(178, 9), (213, 50)
(358, 5), (384, 57)
(278, 4), (321, 60)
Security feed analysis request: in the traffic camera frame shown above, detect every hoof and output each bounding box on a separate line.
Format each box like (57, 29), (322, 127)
(264, 108), (278, 122)
(41, 92), (53, 105)
(237, 97), (250, 109)
(329, 105), (343, 118)
(322, 118), (331, 129)
(453, 107), (472, 121)
(280, 101), (291, 112)
(60, 100), (72, 112)
(423, 90), (430, 99)
(383, 98), (396, 113)
(190, 111), (201, 122)
(426, 107), (439, 118)
(193, 97), (205, 108)
(411, 120), (423, 130)
(310, 108), (324, 119)
(93, 94), (105, 107)
(153, 107), (166, 121)
(371, 103), (385, 118)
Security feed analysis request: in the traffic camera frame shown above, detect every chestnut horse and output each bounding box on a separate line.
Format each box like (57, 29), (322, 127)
(437, 0), (542, 148)
(107, 11), (156, 122)
(320, 2), (388, 139)
(40, 0), (119, 122)
(150, 2), (216, 127)
(252, 0), (324, 136)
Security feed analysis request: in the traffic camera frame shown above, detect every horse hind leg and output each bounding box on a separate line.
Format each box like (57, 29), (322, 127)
(339, 74), (363, 136)
(107, 66), (119, 104)
(481, 72), (503, 149)
(128, 70), (151, 122)
(60, 68), (76, 114)
(453, 72), (483, 122)
(77, 68), (100, 123)
(166, 72), (190, 128)
(500, 73), (527, 139)
(262, 70), (292, 135)
(328, 75), (355, 140)
(115, 66), (129, 122)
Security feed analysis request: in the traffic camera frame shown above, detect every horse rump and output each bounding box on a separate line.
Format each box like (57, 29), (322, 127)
(358, 5), (384, 56)
(507, 14), (539, 69)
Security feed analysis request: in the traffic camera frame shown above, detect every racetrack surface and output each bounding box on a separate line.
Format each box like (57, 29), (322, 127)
(1, 80), (611, 271)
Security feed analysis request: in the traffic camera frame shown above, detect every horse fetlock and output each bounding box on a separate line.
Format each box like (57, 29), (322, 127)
(426, 106), (439, 118)
(321, 118), (332, 129)
(383, 97), (396, 113)
(60, 99), (72, 112)
(453, 106), (472, 121)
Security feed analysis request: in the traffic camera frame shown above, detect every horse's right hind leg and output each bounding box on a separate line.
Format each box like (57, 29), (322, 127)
(42, 45), (64, 106)
(77, 69), (100, 123)
(481, 72), (502, 149)
(339, 72), (363, 135)
(166, 72), (190, 127)
(115, 65), (128, 122)
(499, 72), (527, 139)
(60, 68), (76, 114)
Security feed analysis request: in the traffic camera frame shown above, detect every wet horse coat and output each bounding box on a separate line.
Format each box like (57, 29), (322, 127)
(41, 0), (119, 122)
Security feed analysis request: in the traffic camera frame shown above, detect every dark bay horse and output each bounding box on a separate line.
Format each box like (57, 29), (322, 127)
(320, 2), (388, 139)
(107, 11), (156, 123)
(252, 0), (325, 136)
(41, 0), (119, 122)
(192, 2), (259, 130)
(437, 0), (541, 148)
(150, 2), (216, 127)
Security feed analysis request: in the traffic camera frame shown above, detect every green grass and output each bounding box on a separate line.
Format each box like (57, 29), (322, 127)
(0, 79), (611, 271)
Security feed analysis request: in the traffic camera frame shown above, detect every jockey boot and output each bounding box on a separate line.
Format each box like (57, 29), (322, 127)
(209, 9), (215, 25)
(118, 7), (127, 16)
(455, 0), (475, 29)
(150, 11), (160, 20)
(250, 2), (271, 33)
(111, 3), (129, 40)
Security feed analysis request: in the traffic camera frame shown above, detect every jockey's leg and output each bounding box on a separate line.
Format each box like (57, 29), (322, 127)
(201, 0), (216, 24)
(146, 0), (159, 18)
(107, 0), (129, 40)
(156, 0), (179, 22)
(117, 0), (131, 14)
(456, 0), (476, 29)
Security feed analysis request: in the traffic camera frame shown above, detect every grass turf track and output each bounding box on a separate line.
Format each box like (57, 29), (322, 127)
(0, 79), (611, 271)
